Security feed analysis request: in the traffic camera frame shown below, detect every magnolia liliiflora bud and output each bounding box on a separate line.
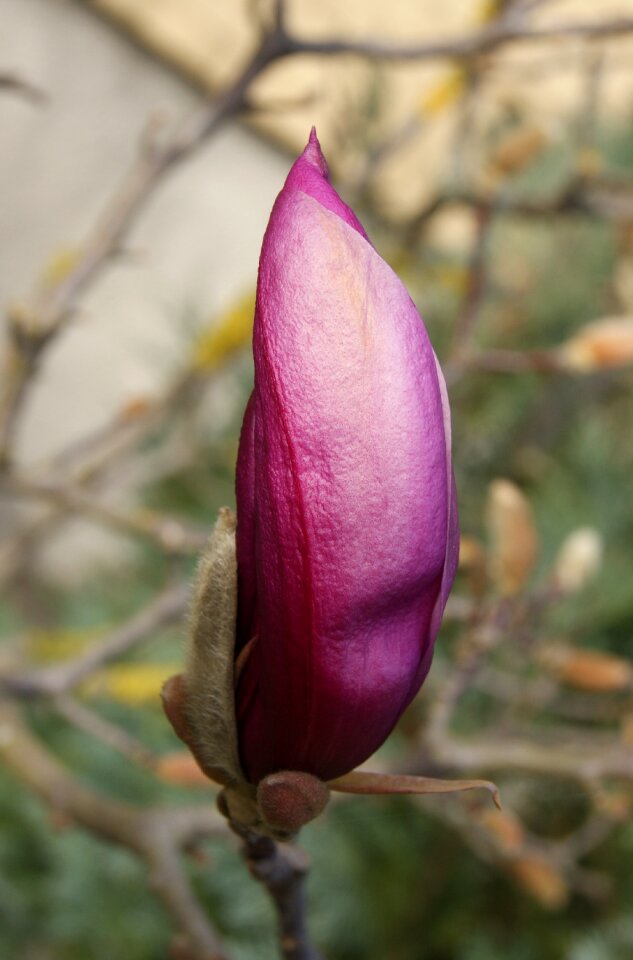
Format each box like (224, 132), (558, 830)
(162, 130), (499, 836)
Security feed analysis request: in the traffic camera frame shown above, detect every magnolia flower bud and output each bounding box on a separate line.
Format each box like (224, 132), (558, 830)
(163, 131), (462, 829)
(234, 129), (458, 783)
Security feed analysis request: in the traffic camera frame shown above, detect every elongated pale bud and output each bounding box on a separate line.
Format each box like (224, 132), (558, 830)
(508, 855), (569, 910)
(541, 645), (633, 693)
(553, 527), (603, 594)
(487, 479), (538, 595)
(478, 808), (525, 853)
(558, 316), (633, 370)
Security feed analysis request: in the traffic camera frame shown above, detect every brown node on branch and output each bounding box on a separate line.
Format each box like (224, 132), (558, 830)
(257, 771), (330, 834)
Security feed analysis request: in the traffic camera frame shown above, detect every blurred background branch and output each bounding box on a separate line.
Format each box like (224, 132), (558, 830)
(0, 70), (46, 104)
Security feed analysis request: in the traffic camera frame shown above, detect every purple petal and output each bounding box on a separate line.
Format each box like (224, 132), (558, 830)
(235, 131), (456, 782)
(235, 392), (257, 654)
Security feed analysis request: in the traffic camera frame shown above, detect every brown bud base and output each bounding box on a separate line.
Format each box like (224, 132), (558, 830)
(162, 673), (329, 838)
(257, 772), (330, 834)
(217, 773), (330, 841)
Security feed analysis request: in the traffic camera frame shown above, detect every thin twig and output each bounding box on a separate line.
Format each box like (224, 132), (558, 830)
(0, 701), (228, 960)
(444, 346), (566, 386)
(448, 202), (495, 363)
(474, 665), (631, 723)
(409, 179), (633, 247)
(3, 580), (189, 698)
(53, 693), (157, 768)
(0, 368), (206, 586)
(428, 729), (633, 783)
(0, 473), (207, 553)
(285, 16), (633, 63)
(38, 364), (204, 483)
(228, 820), (325, 960)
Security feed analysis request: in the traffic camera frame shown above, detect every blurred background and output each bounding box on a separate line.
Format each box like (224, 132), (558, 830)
(2, 0), (633, 958)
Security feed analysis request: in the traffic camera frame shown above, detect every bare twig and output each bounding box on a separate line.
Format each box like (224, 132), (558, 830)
(448, 202), (495, 363)
(285, 16), (633, 63)
(0, 700), (228, 960)
(3, 580), (189, 698)
(228, 820), (325, 960)
(554, 810), (619, 862)
(428, 729), (633, 783)
(443, 346), (566, 386)
(409, 179), (633, 249)
(426, 601), (513, 745)
(0, 367), (207, 586)
(0, 510), (60, 586)
(474, 665), (631, 723)
(53, 693), (157, 768)
(0, 473), (207, 553)
(40, 365), (204, 482)
(460, 348), (566, 375)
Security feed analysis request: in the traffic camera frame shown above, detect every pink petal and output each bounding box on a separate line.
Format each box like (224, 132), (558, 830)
(235, 131), (456, 782)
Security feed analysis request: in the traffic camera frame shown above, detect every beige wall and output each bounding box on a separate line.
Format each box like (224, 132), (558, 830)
(87, 0), (633, 217)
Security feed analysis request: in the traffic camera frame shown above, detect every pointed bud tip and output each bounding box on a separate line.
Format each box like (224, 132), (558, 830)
(302, 126), (329, 179)
(160, 674), (195, 750)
